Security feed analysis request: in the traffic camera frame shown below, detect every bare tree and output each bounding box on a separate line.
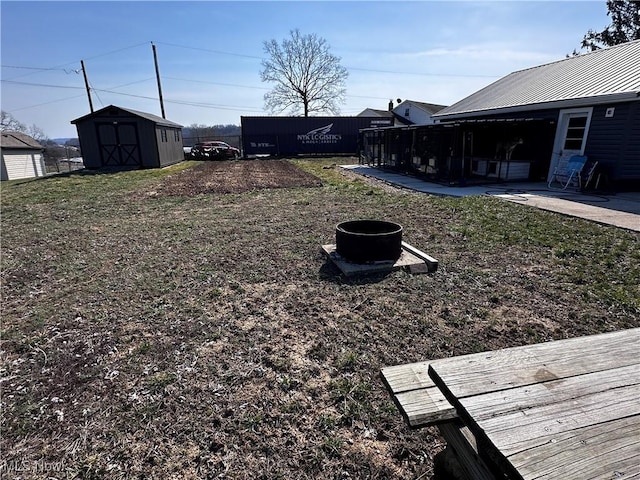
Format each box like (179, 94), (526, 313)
(26, 124), (48, 143)
(1, 110), (27, 132)
(1, 111), (49, 144)
(260, 29), (348, 117)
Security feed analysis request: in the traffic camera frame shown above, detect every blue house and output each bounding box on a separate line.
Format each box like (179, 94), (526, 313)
(433, 40), (640, 189)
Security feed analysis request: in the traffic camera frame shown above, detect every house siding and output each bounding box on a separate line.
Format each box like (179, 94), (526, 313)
(396, 104), (430, 125)
(584, 101), (640, 182)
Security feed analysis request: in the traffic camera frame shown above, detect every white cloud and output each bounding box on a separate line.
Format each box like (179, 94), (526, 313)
(395, 45), (559, 65)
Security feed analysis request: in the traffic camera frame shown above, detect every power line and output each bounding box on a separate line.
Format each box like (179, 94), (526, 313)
(153, 41), (500, 79)
(1, 65), (81, 74)
(164, 76), (269, 90)
(4, 78), (156, 112)
(8, 94), (88, 113)
(2, 42), (149, 81)
(4, 76), (388, 103)
(92, 88), (264, 112)
(164, 76), (389, 100)
(153, 41), (263, 60)
(1, 79), (83, 90)
(2, 76), (385, 113)
(83, 42), (150, 61)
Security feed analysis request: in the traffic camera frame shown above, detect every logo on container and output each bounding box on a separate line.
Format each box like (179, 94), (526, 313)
(297, 124), (342, 144)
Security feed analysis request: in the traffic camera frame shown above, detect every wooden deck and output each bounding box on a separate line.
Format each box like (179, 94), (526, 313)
(382, 328), (640, 480)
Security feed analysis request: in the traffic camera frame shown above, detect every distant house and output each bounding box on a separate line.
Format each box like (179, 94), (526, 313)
(359, 100), (447, 127)
(1, 131), (45, 181)
(357, 108), (410, 127)
(394, 100), (447, 125)
(433, 40), (640, 188)
(71, 105), (184, 169)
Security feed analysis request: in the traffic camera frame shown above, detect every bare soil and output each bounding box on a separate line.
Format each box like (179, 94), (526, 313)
(1, 159), (638, 479)
(149, 160), (322, 196)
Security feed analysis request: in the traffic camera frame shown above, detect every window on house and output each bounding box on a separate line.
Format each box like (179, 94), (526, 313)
(174, 130), (180, 142)
(563, 116), (587, 150)
(404, 108), (410, 117)
(161, 129), (167, 142)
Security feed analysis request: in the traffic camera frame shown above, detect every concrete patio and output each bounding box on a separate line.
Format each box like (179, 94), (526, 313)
(341, 165), (640, 232)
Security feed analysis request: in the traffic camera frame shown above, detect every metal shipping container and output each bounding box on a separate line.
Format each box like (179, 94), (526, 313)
(241, 116), (393, 157)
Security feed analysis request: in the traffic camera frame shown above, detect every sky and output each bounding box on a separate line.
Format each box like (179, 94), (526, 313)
(1, 0), (610, 139)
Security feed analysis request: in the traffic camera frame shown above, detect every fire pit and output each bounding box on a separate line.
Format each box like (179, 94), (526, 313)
(335, 220), (403, 264)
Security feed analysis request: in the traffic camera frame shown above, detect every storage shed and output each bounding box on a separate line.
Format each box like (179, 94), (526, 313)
(71, 105), (184, 169)
(1, 131), (45, 181)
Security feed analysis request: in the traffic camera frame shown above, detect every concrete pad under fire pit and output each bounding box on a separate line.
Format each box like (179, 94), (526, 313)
(322, 242), (438, 277)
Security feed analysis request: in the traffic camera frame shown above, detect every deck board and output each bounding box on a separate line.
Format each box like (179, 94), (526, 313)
(381, 362), (458, 427)
(428, 328), (640, 399)
(426, 328), (640, 480)
(509, 416), (640, 479)
(460, 363), (640, 428)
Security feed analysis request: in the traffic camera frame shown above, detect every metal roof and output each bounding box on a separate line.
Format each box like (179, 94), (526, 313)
(435, 40), (640, 119)
(71, 105), (183, 128)
(0, 131), (44, 149)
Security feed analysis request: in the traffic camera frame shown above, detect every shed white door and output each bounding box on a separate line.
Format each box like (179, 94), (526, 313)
(548, 108), (592, 182)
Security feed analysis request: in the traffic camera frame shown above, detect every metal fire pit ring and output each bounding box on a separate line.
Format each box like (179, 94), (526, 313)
(335, 220), (403, 264)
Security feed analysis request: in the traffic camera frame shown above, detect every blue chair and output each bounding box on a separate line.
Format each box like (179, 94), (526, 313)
(548, 155), (588, 190)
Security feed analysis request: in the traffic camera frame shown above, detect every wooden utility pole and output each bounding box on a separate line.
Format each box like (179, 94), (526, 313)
(81, 60), (93, 113)
(151, 42), (166, 119)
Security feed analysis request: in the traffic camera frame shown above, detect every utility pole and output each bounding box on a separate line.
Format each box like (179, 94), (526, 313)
(151, 42), (166, 119)
(81, 60), (94, 113)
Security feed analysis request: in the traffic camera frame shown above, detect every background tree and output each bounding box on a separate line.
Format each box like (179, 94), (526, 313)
(1, 110), (27, 132)
(581, 0), (640, 51)
(183, 123), (241, 147)
(260, 29), (348, 117)
(0, 110), (70, 172)
(1, 111), (50, 144)
(26, 124), (48, 144)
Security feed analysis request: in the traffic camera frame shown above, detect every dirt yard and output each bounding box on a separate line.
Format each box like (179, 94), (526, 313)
(148, 159), (322, 196)
(2, 159), (639, 479)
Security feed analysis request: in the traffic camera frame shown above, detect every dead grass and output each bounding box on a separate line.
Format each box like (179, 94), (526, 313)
(1, 158), (639, 479)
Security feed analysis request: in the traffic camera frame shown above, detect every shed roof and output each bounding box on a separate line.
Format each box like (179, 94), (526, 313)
(1, 131), (44, 150)
(435, 39), (640, 119)
(71, 105), (183, 128)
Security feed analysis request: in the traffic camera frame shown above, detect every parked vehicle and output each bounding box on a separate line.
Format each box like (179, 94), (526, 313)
(190, 141), (240, 160)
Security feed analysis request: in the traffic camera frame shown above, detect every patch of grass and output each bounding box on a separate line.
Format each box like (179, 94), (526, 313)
(135, 340), (152, 355)
(321, 435), (344, 458)
(334, 350), (360, 372)
(1, 158), (638, 479)
(291, 158), (384, 196)
(145, 372), (176, 392)
(317, 414), (338, 432)
(328, 378), (372, 403)
(1, 161), (196, 205)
